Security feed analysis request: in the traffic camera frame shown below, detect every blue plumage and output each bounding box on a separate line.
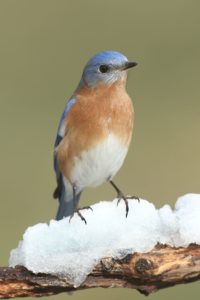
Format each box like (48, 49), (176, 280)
(85, 50), (128, 68)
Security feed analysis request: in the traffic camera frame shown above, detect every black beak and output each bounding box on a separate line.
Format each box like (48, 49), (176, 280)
(123, 61), (138, 70)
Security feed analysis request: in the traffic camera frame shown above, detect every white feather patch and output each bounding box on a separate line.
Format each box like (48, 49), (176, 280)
(70, 134), (128, 189)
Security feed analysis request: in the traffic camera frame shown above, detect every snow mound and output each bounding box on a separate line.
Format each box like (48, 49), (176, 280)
(9, 194), (200, 287)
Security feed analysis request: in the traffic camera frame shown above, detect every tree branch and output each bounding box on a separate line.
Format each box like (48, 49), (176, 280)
(1, 244), (200, 298)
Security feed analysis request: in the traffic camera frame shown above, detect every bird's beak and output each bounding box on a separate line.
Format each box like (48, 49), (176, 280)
(122, 61), (138, 70)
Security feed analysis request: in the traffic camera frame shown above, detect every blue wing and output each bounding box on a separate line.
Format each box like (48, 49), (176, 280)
(54, 98), (76, 149)
(53, 98), (76, 199)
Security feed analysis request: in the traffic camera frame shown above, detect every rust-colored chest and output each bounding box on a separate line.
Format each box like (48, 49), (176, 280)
(57, 82), (134, 179)
(68, 82), (134, 146)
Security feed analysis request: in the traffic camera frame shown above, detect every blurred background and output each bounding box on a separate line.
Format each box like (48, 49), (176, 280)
(0, 0), (200, 299)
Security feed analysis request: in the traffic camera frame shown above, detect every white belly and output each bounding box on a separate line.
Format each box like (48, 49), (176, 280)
(70, 133), (128, 189)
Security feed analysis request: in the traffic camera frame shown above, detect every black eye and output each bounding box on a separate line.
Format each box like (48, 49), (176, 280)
(99, 64), (109, 73)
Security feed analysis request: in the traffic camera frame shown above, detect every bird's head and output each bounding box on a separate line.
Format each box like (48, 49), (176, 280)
(80, 50), (137, 87)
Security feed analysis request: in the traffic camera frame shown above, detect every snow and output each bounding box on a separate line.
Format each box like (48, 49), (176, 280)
(9, 194), (200, 287)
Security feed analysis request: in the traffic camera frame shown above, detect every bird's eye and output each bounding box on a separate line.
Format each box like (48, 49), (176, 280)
(99, 64), (109, 73)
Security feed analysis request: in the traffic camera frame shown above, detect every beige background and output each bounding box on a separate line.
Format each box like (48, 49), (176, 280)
(0, 0), (200, 299)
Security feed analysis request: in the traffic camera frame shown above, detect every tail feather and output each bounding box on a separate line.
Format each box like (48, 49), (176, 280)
(55, 196), (74, 220)
(55, 185), (82, 221)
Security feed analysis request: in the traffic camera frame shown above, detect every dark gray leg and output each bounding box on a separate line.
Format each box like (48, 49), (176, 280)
(69, 185), (92, 224)
(109, 180), (139, 217)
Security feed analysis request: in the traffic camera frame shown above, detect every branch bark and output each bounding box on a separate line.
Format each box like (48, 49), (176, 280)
(1, 244), (200, 298)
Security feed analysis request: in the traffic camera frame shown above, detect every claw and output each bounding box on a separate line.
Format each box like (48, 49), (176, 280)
(117, 194), (140, 218)
(69, 206), (93, 224)
(69, 214), (74, 223)
(109, 180), (140, 217)
(69, 210), (87, 224)
(126, 195), (140, 202)
(81, 206), (93, 211)
(77, 210), (87, 224)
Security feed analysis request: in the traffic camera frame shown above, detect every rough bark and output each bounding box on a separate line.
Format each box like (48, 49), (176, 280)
(1, 244), (200, 298)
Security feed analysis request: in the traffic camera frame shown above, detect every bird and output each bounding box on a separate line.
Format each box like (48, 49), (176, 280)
(53, 50), (138, 223)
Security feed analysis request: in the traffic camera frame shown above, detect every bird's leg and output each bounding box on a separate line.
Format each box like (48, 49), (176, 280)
(109, 180), (140, 217)
(69, 185), (87, 224)
(80, 206), (93, 211)
(69, 185), (92, 224)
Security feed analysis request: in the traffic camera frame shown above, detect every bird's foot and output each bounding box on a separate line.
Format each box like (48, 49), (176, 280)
(69, 206), (93, 224)
(117, 193), (140, 217)
(81, 206), (93, 211)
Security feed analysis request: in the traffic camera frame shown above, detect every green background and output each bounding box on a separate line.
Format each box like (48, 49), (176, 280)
(0, 0), (200, 299)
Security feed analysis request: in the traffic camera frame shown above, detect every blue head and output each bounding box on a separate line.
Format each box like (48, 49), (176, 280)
(80, 50), (137, 87)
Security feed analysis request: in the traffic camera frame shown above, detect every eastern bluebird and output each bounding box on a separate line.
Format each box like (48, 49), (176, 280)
(53, 50), (138, 223)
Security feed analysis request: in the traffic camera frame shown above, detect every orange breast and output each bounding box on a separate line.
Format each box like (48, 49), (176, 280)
(56, 80), (134, 180)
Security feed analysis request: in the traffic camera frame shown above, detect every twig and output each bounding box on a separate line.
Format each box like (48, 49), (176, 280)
(1, 244), (200, 298)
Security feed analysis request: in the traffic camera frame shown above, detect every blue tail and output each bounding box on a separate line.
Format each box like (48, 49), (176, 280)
(55, 181), (82, 220)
